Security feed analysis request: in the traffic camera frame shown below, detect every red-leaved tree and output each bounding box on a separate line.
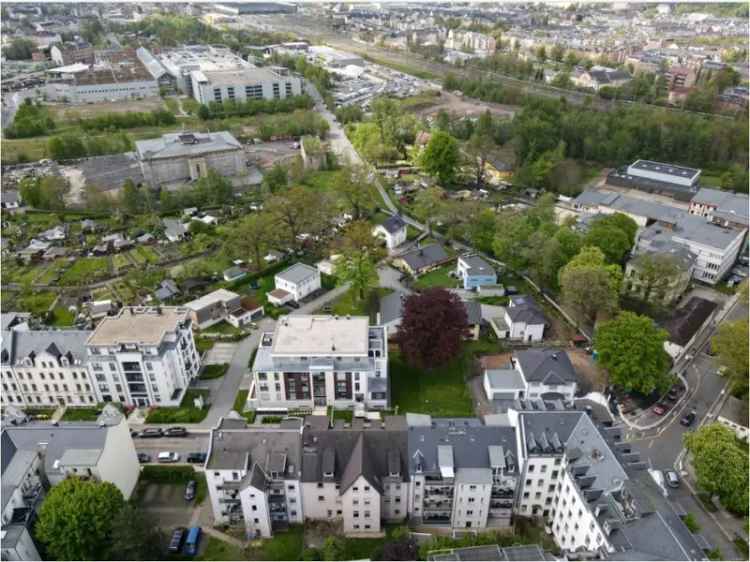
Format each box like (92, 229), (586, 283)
(397, 288), (469, 368)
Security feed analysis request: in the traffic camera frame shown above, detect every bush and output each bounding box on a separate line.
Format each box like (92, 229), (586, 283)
(140, 465), (196, 484)
(78, 109), (176, 132)
(682, 513), (700, 533)
(144, 389), (209, 423)
(199, 363), (229, 380)
(200, 95), (314, 120)
(261, 415), (283, 424)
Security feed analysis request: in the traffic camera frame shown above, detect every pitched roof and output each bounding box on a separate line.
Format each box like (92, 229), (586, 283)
(399, 244), (450, 272)
(340, 433), (381, 493)
(662, 297), (718, 346)
(514, 348), (577, 385)
(379, 290), (409, 325)
(380, 215), (406, 234)
(506, 296), (546, 326)
(135, 131), (242, 160)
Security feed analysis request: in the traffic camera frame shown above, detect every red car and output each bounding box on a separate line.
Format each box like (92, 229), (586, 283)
(652, 403), (669, 416)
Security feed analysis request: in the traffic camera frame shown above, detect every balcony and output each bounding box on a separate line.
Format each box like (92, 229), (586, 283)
(219, 497), (241, 504)
(218, 480), (243, 490)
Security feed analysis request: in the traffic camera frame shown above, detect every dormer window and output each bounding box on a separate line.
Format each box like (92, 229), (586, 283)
(323, 471), (334, 479)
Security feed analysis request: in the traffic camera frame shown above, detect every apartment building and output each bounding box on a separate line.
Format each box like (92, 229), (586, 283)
(407, 414), (519, 530)
(1, 330), (98, 409)
(1, 406), (140, 561)
(248, 315), (388, 411)
(301, 415), (409, 535)
(190, 66), (303, 105)
(205, 419), (304, 539)
(444, 30), (496, 57)
(86, 307), (200, 407)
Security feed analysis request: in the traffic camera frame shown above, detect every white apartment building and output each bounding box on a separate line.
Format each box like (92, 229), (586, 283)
(267, 263), (321, 306)
(191, 66), (303, 105)
(248, 315), (388, 411)
(2, 406), (140, 562)
(1, 330), (98, 409)
(444, 30), (497, 57)
(205, 421), (304, 539)
(86, 307), (200, 407)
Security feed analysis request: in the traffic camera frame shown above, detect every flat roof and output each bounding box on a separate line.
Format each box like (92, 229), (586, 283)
(185, 289), (239, 312)
(87, 307), (189, 346)
(194, 67), (285, 85)
(271, 315), (369, 356)
(629, 159), (701, 181)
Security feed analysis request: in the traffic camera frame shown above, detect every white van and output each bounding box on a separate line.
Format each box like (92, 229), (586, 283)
(157, 451), (180, 463)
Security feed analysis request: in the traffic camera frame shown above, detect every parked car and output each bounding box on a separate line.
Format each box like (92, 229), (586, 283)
(286, 300), (300, 309)
(137, 453), (151, 463)
(164, 427), (188, 437)
(680, 410), (697, 427)
(652, 403), (669, 416)
(184, 480), (197, 501)
(157, 451), (180, 463)
(184, 527), (202, 556)
(139, 428), (164, 438)
(667, 388), (680, 402)
(167, 528), (186, 554)
(186, 452), (207, 464)
(664, 470), (680, 488)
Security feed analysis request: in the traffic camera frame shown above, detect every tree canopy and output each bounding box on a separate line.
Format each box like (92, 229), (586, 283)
(36, 477), (126, 561)
(594, 311), (672, 395)
(583, 213), (638, 264)
(559, 246), (622, 324)
(712, 319), (749, 398)
(419, 130), (461, 185)
(397, 288), (469, 368)
(684, 423), (749, 515)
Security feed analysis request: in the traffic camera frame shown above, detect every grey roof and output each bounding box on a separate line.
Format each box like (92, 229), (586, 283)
(162, 218), (187, 238)
(3, 190), (20, 204)
(58, 448), (102, 466)
(136, 46), (169, 80)
(428, 544), (550, 561)
(630, 159), (701, 180)
(691, 188), (749, 226)
(459, 254), (495, 277)
(485, 368), (526, 390)
(380, 214), (406, 234)
(379, 290), (409, 325)
(573, 190), (685, 225)
(463, 300), (482, 325)
(399, 244), (450, 272)
(506, 296), (546, 326)
(630, 241), (695, 270)
(276, 262), (318, 285)
(515, 348), (577, 385)
(301, 424), (408, 490)
(135, 131), (242, 161)
(455, 467), (493, 484)
(1, 432), (38, 512)
(206, 428), (301, 478)
(1, 329), (91, 366)
(662, 297), (718, 346)
(223, 266), (246, 279)
(1, 313), (31, 332)
(407, 418), (518, 476)
(4, 423), (108, 478)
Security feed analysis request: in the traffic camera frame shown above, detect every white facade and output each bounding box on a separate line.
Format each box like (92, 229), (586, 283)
(45, 79), (159, 103)
(372, 223), (407, 250)
(273, 264), (321, 303)
(86, 307), (200, 407)
(626, 160), (701, 188)
(191, 67), (303, 104)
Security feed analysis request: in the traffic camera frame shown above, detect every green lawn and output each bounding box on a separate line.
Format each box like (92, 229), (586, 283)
(389, 351), (474, 416)
(232, 389), (255, 422)
(202, 320), (245, 336)
(134, 245), (160, 264)
(36, 260), (68, 285)
(328, 287), (389, 320)
(145, 389), (210, 424)
(18, 291), (56, 315)
(413, 263), (458, 290)
(112, 253), (132, 271)
(50, 305), (76, 327)
(247, 525), (305, 561)
(195, 337), (215, 354)
(60, 407), (102, 421)
(199, 363), (229, 380)
(59, 257), (110, 285)
(197, 537), (245, 561)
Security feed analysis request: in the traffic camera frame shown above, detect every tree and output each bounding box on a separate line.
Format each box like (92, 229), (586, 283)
(594, 311), (671, 395)
(397, 288), (469, 368)
(712, 319), (749, 397)
(413, 186), (444, 236)
(381, 527), (418, 561)
(559, 246), (622, 324)
(334, 219), (384, 257)
(583, 213), (637, 264)
(469, 208), (497, 254)
(266, 186), (330, 250)
(322, 536), (347, 561)
(466, 129), (494, 186)
(3, 37), (35, 60)
(109, 504), (164, 560)
(195, 169), (233, 205)
(536, 45), (548, 63)
(419, 130), (460, 185)
(627, 252), (684, 303)
(227, 212), (276, 271)
(36, 477), (126, 561)
(492, 211), (534, 271)
(550, 44), (565, 62)
(332, 165), (377, 220)
(684, 423), (749, 515)
(262, 163), (288, 193)
(121, 178), (143, 215)
(335, 247), (378, 301)
(371, 96), (400, 143)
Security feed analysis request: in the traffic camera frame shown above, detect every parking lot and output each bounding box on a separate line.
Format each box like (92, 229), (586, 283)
(204, 342), (239, 365)
(134, 434), (210, 464)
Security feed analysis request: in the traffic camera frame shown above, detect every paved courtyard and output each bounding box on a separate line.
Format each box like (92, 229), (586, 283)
(204, 342), (239, 365)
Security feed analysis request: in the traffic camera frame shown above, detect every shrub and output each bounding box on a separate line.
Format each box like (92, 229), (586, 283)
(140, 465), (196, 484)
(261, 415), (283, 424)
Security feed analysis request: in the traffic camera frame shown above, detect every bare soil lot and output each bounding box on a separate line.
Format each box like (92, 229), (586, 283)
(417, 91), (518, 119)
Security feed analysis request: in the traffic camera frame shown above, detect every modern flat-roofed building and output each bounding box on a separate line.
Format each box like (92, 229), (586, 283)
(185, 289), (263, 330)
(626, 160), (701, 189)
(267, 263), (321, 306)
(214, 3), (297, 15)
(190, 66), (302, 104)
(0, 330), (98, 410)
(248, 315), (388, 411)
(156, 45), (252, 96)
(135, 131), (246, 188)
(86, 307), (200, 407)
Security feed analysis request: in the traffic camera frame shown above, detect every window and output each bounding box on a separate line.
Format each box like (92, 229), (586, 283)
(540, 465), (547, 473)
(353, 511), (359, 518)
(528, 464), (535, 472)
(525, 479), (531, 486)
(318, 496), (324, 501)
(213, 88), (222, 102)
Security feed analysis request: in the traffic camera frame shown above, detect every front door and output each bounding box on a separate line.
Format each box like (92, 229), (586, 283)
(313, 373), (326, 405)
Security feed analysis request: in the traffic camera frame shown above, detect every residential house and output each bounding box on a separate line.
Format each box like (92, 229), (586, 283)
(205, 419), (304, 539)
(572, 66), (631, 91)
(483, 348), (578, 403)
(247, 315), (388, 411)
(1, 313), (31, 332)
(154, 279), (181, 302)
(661, 297), (718, 360)
(624, 243), (695, 306)
(185, 289), (263, 329)
(1, 406), (139, 561)
(489, 296), (546, 343)
(39, 226), (66, 242)
(372, 215), (407, 250)
(85, 307), (200, 407)
(267, 263), (321, 306)
(393, 244), (451, 277)
(1, 190), (22, 210)
(86, 299), (116, 320)
(162, 218), (188, 242)
(456, 255), (497, 290)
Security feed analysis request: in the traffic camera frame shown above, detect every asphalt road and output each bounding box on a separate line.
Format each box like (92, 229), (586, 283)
(134, 434), (210, 463)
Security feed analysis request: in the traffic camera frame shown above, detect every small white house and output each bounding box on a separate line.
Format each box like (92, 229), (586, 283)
(267, 263), (321, 306)
(489, 295), (546, 342)
(372, 215), (407, 250)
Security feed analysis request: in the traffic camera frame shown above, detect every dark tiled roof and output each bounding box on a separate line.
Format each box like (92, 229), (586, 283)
(381, 215), (406, 234)
(514, 348), (577, 384)
(662, 297), (718, 346)
(399, 244), (450, 272)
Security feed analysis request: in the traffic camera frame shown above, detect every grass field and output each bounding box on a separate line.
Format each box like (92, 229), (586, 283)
(36, 260), (68, 285)
(18, 291), (57, 315)
(413, 263), (458, 290)
(59, 257), (110, 286)
(60, 407), (102, 421)
(113, 253), (132, 271)
(145, 389), (210, 424)
(50, 305), (75, 327)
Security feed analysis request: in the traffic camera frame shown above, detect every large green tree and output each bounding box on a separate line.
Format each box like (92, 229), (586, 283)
(594, 311), (671, 394)
(419, 130), (460, 185)
(712, 319), (749, 398)
(36, 477), (126, 561)
(627, 252), (685, 303)
(335, 248), (378, 301)
(267, 186), (332, 250)
(684, 423), (749, 515)
(332, 165), (377, 220)
(583, 213), (638, 264)
(413, 186), (444, 236)
(559, 246), (622, 324)
(229, 212), (277, 271)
